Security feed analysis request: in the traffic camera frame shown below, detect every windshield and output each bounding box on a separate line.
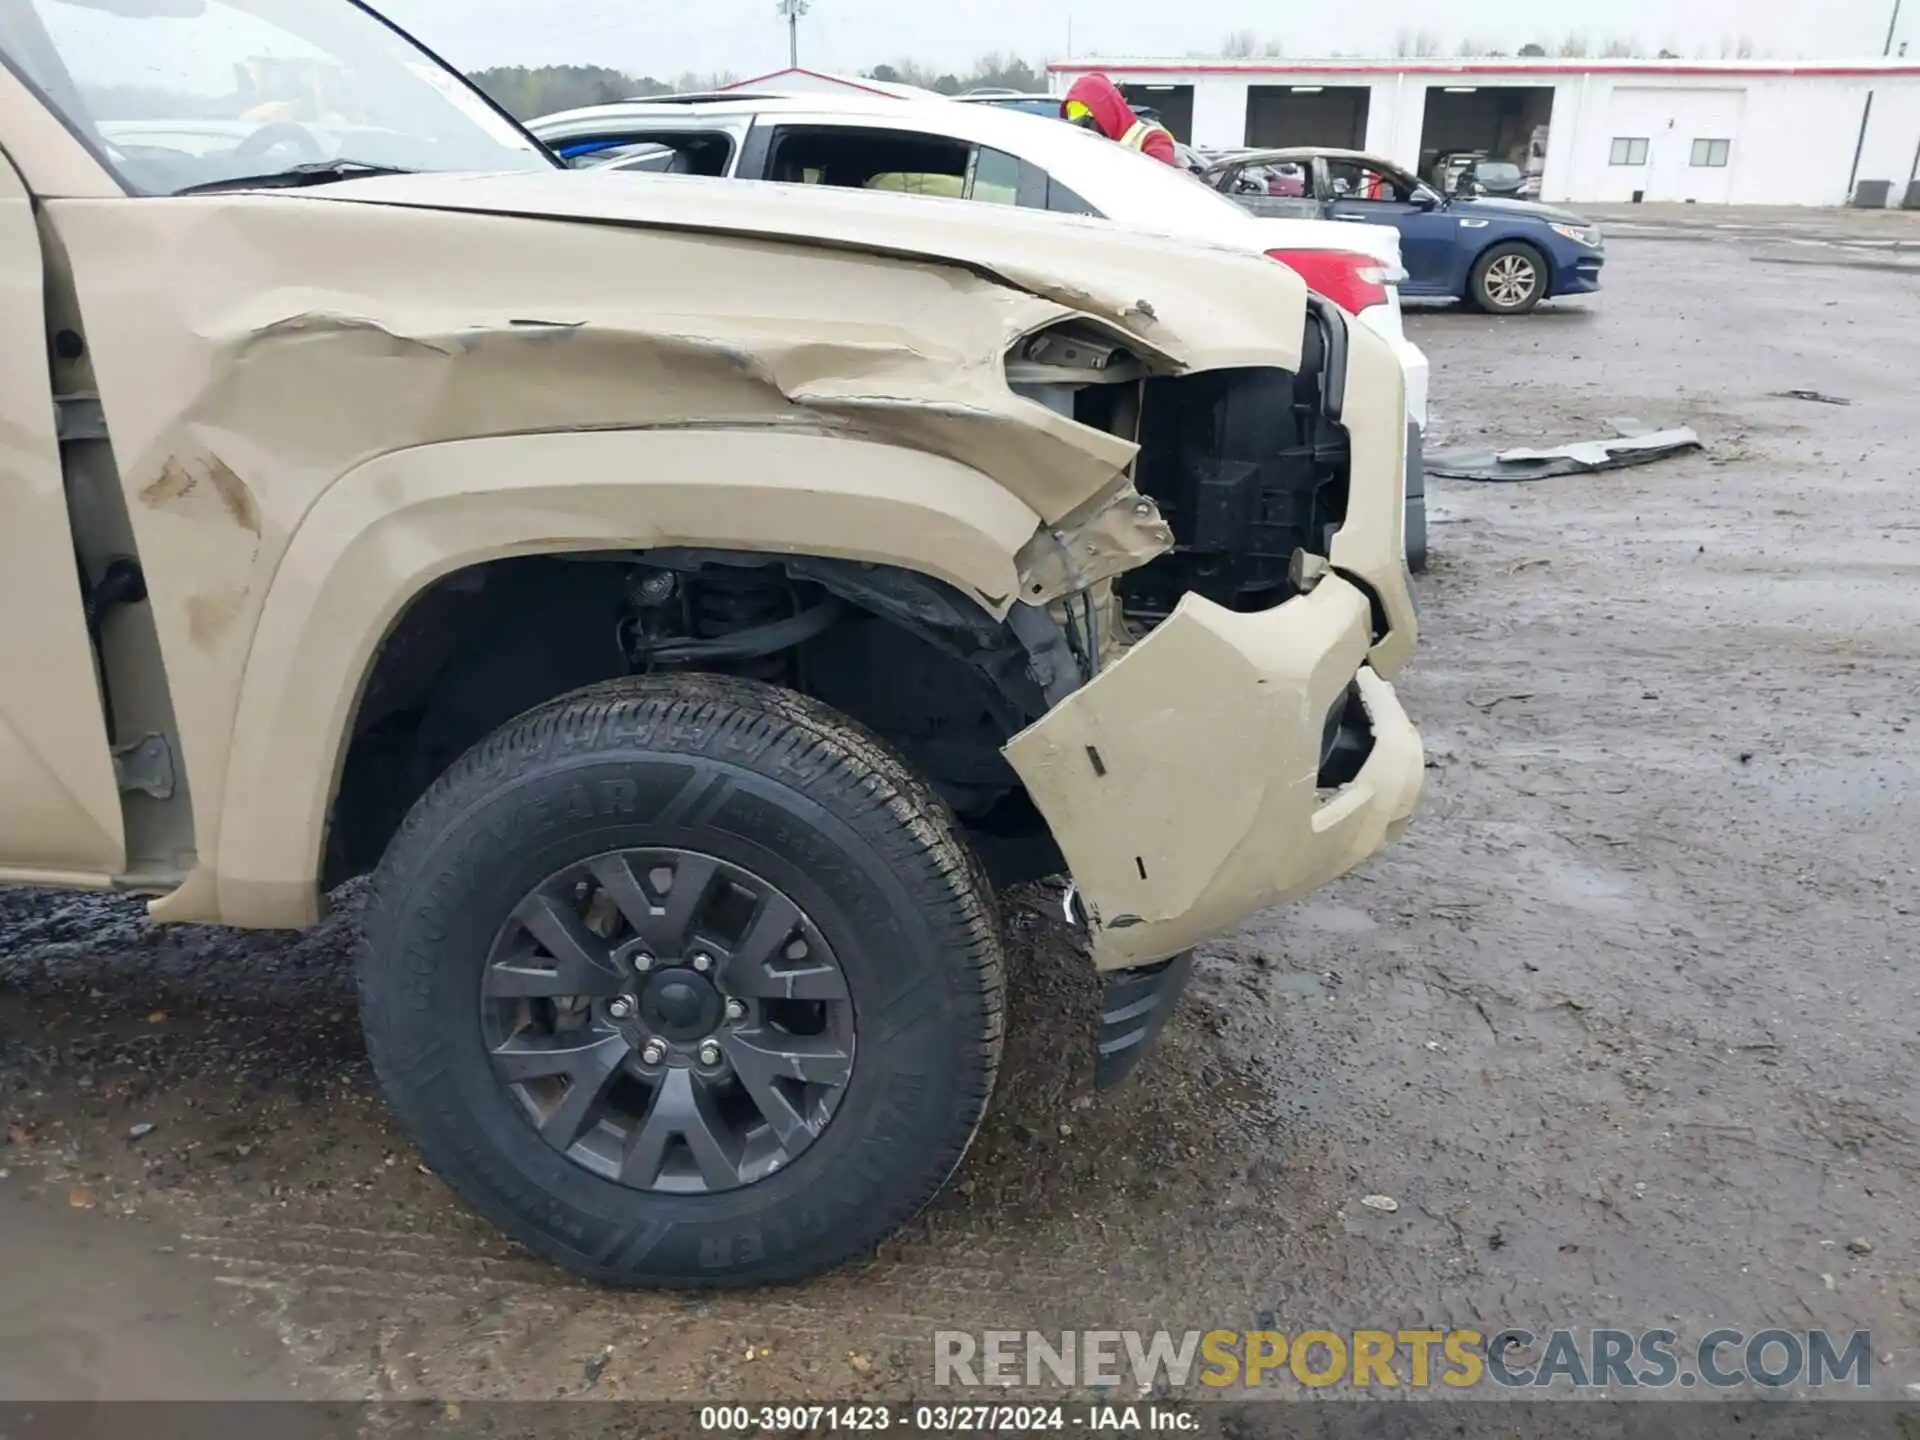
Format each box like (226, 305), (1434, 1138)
(1474, 161), (1523, 185)
(0, 0), (552, 193)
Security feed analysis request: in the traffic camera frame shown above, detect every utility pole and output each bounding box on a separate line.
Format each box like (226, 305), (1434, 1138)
(777, 0), (809, 70)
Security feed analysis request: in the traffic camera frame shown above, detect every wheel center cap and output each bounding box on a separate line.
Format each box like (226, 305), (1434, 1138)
(638, 968), (722, 1042)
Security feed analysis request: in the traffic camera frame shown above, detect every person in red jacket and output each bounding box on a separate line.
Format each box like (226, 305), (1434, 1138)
(1061, 73), (1179, 167)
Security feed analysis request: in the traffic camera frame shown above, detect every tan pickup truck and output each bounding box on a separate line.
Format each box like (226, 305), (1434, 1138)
(0, 0), (1421, 1286)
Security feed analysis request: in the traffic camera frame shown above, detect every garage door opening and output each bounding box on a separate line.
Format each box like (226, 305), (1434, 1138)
(1120, 84), (1194, 144)
(1417, 85), (1555, 193)
(1245, 85), (1371, 148)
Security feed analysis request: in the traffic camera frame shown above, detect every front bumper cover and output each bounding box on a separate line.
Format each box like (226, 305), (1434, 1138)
(1001, 311), (1422, 970)
(1003, 575), (1423, 970)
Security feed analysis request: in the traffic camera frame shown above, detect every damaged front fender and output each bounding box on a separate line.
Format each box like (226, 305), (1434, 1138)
(46, 174), (1312, 922)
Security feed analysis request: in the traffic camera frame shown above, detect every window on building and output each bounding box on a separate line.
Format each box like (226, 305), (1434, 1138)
(1609, 137), (1650, 166)
(1690, 138), (1731, 168)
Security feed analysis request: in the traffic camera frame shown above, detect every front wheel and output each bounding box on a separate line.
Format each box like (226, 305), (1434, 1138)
(1469, 242), (1547, 314)
(359, 674), (1004, 1287)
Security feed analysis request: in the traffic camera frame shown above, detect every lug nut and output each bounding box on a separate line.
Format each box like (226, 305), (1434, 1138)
(698, 1040), (723, 1067)
(631, 952), (654, 974)
(690, 953), (714, 974)
(640, 1039), (667, 1065)
(608, 997), (634, 1020)
(724, 998), (747, 1022)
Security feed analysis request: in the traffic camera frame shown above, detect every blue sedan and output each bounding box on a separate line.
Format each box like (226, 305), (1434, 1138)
(1202, 147), (1604, 314)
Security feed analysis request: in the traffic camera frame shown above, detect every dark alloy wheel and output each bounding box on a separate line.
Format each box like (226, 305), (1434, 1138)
(360, 673), (1004, 1288)
(481, 848), (855, 1194)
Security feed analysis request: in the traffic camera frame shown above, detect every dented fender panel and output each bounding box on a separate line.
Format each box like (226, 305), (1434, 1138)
(194, 428), (1041, 927)
(1003, 577), (1424, 971)
(41, 186), (1299, 921)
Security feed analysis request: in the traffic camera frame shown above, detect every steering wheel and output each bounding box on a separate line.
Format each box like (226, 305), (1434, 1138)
(230, 121), (325, 167)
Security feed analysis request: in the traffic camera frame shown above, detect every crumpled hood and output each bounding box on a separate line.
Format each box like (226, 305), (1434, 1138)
(313, 168), (1308, 374)
(47, 161), (1336, 849)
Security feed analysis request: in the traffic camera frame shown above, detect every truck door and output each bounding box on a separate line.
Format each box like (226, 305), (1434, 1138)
(0, 149), (125, 879)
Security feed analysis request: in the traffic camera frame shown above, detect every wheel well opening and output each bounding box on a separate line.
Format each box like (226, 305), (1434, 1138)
(324, 551), (1065, 891)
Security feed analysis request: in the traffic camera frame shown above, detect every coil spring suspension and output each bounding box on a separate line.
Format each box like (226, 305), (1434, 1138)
(690, 568), (793, 679)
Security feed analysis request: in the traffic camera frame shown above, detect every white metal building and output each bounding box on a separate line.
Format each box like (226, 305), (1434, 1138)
(1048, 58), (1920, 207)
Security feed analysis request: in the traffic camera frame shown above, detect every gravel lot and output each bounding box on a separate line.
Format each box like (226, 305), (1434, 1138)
(2, 210), (1917, 1406)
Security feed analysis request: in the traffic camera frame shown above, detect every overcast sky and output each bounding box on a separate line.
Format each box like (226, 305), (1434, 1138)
(376, 0), (1912, 80)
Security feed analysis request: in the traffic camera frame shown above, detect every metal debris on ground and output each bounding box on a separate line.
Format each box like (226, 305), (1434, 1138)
(1424, 417), (1703, 482)
(1360, 1194), (1401, 1213)
(1770, 389), (1852, 405)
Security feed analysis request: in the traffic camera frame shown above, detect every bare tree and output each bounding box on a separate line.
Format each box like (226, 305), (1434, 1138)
(1556, 31), (1591, 58)
(1262, 37), (1286, 57)
(1220, 29), (1259, 58)
(866, 54), (1046, 94)
(671, 68), (739, 93)
(969, 52), (1044, 89)
(1413, 28), (1442, 56)
(1600, 36), (1644, 58)
(1454, 32), (1495, 56)
(1716, 32), (1756, 58)
(1392, 26), (1415, 57)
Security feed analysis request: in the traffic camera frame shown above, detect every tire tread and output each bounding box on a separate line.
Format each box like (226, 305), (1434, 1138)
(359, 673), (1004, 1287)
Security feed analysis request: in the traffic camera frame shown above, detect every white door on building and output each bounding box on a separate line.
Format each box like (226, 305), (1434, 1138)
(1603, 86), (1747, 202)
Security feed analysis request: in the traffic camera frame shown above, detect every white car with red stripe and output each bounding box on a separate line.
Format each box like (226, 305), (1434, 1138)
(532, 93), (1432, 562)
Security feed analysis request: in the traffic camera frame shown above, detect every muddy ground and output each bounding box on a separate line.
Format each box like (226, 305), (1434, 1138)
(3, 211), (1917, 1408)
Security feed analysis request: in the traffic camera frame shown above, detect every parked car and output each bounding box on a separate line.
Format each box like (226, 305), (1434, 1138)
(1453, 157), (1528, 199)
(1429, 149), (1488, 195)
(1200, 147), (1605, 315)
(0, 0), (1420, 1288)
(532, 95), (1434, 564)
(1430, 150), (1528, 199)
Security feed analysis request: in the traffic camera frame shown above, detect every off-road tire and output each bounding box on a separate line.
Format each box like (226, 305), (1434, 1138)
(359, 673), (1005, 1287)
(1468, 241), (1548, 315)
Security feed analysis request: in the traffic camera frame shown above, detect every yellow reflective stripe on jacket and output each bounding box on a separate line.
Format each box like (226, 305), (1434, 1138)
(1120, 121), (1157, 151)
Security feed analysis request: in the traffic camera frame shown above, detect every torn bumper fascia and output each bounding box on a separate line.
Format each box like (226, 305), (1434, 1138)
(1002, 314), (1423, 971)
(1003, 576), (1423, 970)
